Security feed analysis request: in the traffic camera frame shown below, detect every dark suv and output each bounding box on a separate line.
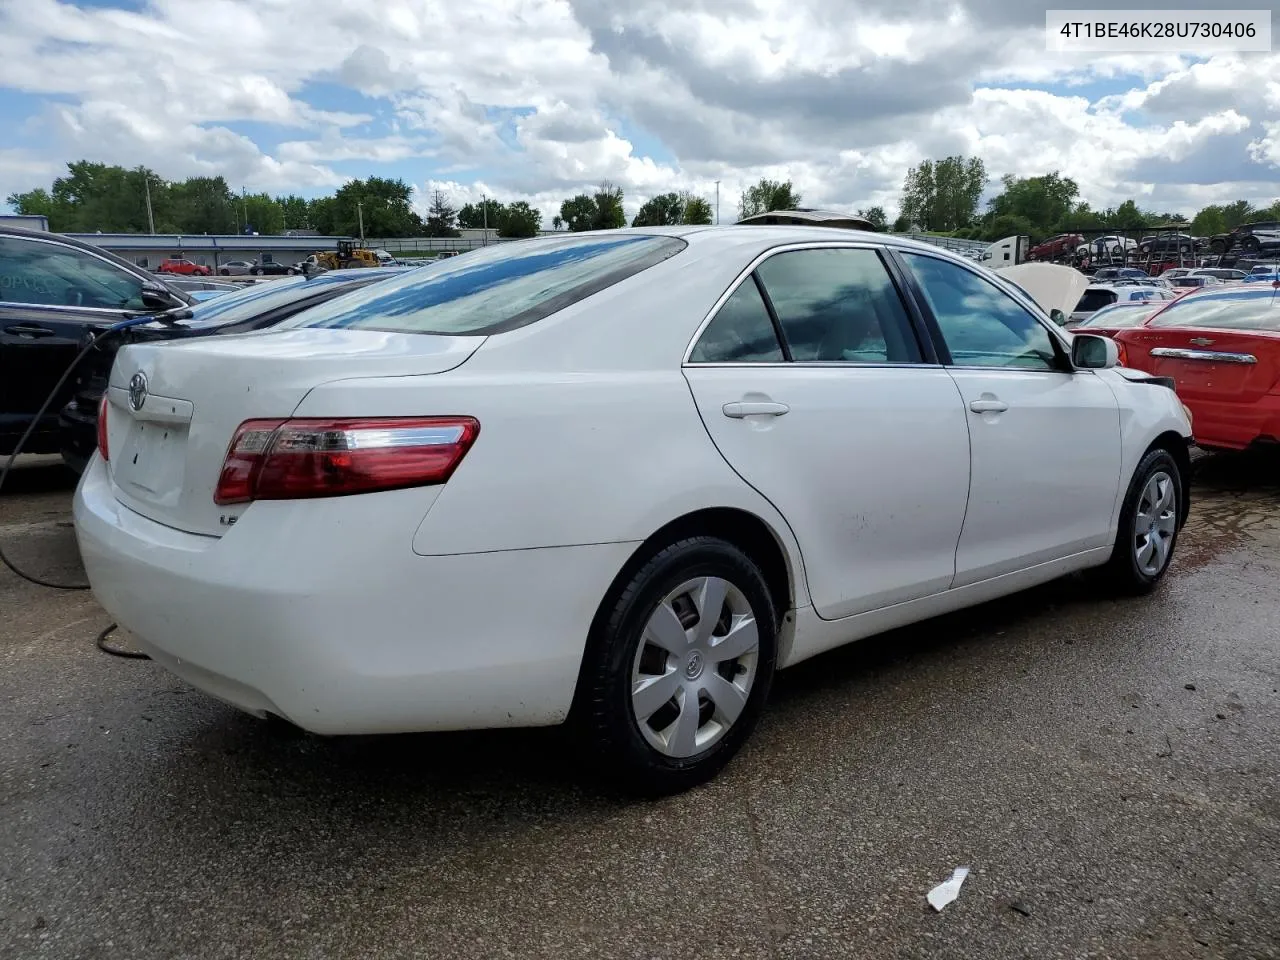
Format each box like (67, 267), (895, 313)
(0, 226), (190, 461)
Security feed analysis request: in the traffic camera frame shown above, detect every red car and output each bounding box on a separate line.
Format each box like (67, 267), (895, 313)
(1028, 233), (1083, 261)
(157, 257), (211, 276)
(1115, 285), (1280, 452)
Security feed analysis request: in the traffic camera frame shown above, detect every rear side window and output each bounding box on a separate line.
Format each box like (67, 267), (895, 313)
(283, 234), (686, 336)
(754, 248), (920, 363)
(689, 280), (783, 362)
(1076, 305), (1154, 329)
(1148, 292), (1280, 331)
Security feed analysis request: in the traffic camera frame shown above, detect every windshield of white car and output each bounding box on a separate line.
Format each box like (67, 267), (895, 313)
(282, 234), (688, 336)
(1147, 289), (1280, 331)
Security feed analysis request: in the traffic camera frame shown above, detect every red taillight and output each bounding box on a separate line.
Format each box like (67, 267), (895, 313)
(1115, 340), (1128, 367)
(213, 417), (479, 505)
(97, 394), (110, 461)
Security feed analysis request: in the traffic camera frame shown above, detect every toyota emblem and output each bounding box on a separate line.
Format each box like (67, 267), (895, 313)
(128, 372), (148, 412)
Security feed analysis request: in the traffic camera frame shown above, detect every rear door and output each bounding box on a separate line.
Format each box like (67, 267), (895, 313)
(897, 250), (1122, 585)
(0, 234), (145, 449)
(682, 243), (972, 621)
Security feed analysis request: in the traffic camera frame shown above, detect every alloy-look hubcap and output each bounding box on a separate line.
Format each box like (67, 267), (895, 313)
(630, 576), (760, 759)
(1134, 470), (1177, 577)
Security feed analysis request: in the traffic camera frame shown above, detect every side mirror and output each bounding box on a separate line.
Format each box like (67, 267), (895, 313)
(140, 281), (184, 311)
(1049, 308), (1067, 325)
(1072, 333), (1119, 369)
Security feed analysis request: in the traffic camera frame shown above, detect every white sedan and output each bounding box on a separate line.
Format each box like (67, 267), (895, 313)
(74, 227), (1193, 794)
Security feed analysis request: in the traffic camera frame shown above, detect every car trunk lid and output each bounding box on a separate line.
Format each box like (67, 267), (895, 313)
(1123, 327), (1280, 403)
(103, 329), (484, 536)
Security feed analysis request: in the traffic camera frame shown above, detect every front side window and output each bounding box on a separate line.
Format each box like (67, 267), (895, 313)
(0, 236), (147, 310)
(283, 233), (686, 336)
(753, 248), (921, 363)
(903, 252), (1059, 371)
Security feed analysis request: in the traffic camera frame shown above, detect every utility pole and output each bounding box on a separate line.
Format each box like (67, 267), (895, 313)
(481, 194), (488, 246)
(143, 174), (156, 234)
(357, 201), (365, 243)
(240, 186), (247, 234)
(715, 181), (720, 225)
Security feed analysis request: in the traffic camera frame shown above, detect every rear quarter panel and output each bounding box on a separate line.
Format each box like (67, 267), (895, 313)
(287, 235), (813, 605)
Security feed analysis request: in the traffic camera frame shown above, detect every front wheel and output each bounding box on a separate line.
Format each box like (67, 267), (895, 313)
(575, 537), (778, 795)
(1095, 448), (1184, 594)
(252, 268), (263, 276)
(287, 267), (297, 275)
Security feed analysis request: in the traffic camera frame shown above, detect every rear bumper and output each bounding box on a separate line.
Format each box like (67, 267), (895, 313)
(73, 455), (639, 734)
(1184, 395), (1280, 451)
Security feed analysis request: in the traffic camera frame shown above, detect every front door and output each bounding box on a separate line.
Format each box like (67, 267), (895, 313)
(682, 245), (972, 620)
(898, 251), (1122, 586)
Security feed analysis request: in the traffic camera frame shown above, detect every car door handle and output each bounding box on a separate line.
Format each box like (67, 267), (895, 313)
(969, 399), (1009, 414)
(4, 323), (55, 338)
(723, 401), (790, 419)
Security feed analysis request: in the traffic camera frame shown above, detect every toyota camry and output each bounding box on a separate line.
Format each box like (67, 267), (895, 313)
(74, 226), (1193, 794)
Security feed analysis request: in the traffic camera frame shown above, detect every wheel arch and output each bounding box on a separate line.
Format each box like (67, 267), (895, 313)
(571, 507), (799, 715)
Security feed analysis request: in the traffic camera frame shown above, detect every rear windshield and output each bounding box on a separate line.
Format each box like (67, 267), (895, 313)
(1076, 303), (1154, 329)
(161, 270), (398, 329)
(1148, 290), (1280, 331)
(1075, 289), (1117, 312)
(281, 234), (687, 336)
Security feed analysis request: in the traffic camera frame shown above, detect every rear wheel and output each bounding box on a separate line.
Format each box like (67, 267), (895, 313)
(252, 268), (263, 276)
(576, 537), (777, 795)
(1095, 448), (1183, 594)
(1241, 236), (1261, 253)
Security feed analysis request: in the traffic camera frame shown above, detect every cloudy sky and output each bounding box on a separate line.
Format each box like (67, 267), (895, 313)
(1, 0), (1277, 223)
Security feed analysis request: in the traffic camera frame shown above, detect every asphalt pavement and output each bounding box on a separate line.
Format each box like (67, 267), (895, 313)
(1, 452), (1277, 959)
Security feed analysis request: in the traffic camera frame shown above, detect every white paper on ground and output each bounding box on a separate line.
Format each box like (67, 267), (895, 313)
(927, 866), (970, 911)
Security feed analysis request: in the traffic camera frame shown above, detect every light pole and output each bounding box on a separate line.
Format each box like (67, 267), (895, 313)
(357, 201), (365, 244)
(715, 180), (720, 225)
(143, 173), (155, 234)
(481, 194), (489, 246)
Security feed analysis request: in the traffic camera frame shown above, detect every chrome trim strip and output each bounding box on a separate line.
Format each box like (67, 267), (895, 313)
(1149, 347), (1256, 364)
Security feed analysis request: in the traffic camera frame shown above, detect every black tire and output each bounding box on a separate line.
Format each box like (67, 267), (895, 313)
(219, 269), (229, 276)
(252, 268), (263, 276)
(1241, 236), (1261, 253)
(575, 536), (778, 796)
(287, 267), (297, 275)
(1094, 447), (1184, 595)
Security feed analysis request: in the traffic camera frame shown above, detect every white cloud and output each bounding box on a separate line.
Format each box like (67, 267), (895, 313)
(0, 0), (1277, 221)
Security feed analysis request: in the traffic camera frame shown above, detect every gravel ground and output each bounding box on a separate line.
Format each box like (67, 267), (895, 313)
(0, 451), (1277, 960)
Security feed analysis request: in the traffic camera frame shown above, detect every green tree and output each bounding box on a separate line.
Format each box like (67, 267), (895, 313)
(424, 189), (461, 237)
(901, 157), (987, 232)
(498, 200), (541, 238)
(591, 181), (626, 229)
(331, 177), (423, 238)
(170, 176), (236, 234)
(308, 196), (336, 235)
(680, 193), (713, 225)
(738, 178), (801, 220)
(855, 205), (889, 230)
(240, 193), (284, 235)
(632, 192), (685, 226)
(985, 172), (1077, 236)
(277, 194), (311, 230)
(559, 194), (596, 231)
(458, 199), (507, 230)
(1110, 199), (1150, 232)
